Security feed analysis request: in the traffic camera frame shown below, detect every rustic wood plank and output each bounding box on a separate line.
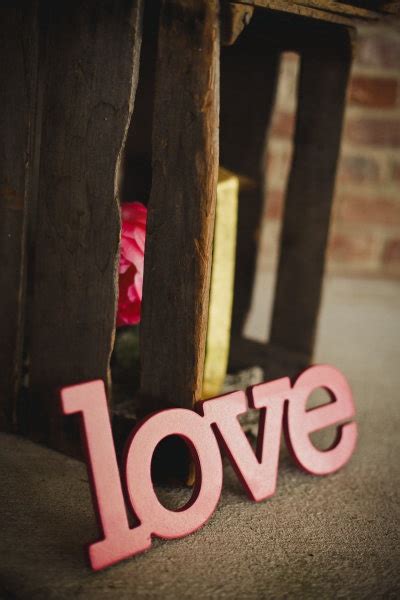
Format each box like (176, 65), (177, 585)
(219, 22), (280, 369)
(29, 0), (144, 449)
(140, 0), (220, 411)
(233, 0), (383, 25)
(269, 25), (353, 364)
(380, 0), (400, 14)
(331, 0), (400, 15)
(0, 2), (39, 431)
(221, 2), (254, 45)
(289, 0), (384, 18)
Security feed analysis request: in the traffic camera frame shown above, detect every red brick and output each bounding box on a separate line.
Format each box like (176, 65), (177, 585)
(265, 189), (284, 220)
(345, 118), (400, 148)
(270, 111), (295, 139)
(356, 32), (400, 70)
(391, 160), (400, 183)
(349, 76), (398, 108)
(258, 221), (280, 267)
(265, 147), (292, 189)
(382, 238), (400, 265)
(328, 230), (375, 263)
(266, 147), (291, 171)
(337, 154), (380, 185)
(338, 195), (400, 226)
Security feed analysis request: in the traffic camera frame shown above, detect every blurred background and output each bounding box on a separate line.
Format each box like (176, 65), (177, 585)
(243, 23), (400, 357)
(259, 25), (400, 281)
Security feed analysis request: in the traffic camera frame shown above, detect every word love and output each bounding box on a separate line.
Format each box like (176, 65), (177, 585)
(61, 365), (357, 571)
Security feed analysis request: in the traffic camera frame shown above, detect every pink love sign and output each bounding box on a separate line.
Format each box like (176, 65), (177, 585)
(60, 365), (357, 571)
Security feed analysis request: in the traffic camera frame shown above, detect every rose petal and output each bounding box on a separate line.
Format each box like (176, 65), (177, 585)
(116, 202), (147, 327)
(120, 236), (144, 270)
(121, 202), (147, 226)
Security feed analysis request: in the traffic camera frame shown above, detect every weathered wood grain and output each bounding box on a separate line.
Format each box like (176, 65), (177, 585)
(270, 25), (353, 363)
(221, 2), (254, 45)
(140, 0), (220, 411)
(220, 23), (280, 363)
(0, 2), (39, 431)
(29, 0), (143, 449)
(233, 0), (396, 25)
(380, 0), (400, 14)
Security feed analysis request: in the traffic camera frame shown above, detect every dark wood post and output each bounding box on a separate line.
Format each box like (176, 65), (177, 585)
(0, 2), (40, 431)
(219, 22), (280, 368)
(269, 26), (353, 371)
(29, 0), (144, 450)
(140, 0), (220, 411)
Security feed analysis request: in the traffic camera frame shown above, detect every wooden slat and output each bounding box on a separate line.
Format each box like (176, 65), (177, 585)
(269, 25), (353, 364)
(221, 2), (254, 45)
(380, 0), (400, 14)
(219, 21), (280, 369)
(140, 0), (220, 411)
(335, 0), (400, 15)
(0, 2), (39, 431)
(234, 0), (384, 25)
(286, 0), (384, 18)
(29, 0), (144, 449)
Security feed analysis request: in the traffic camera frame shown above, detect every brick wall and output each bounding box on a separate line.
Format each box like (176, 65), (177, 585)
(262, 24), (400, 279)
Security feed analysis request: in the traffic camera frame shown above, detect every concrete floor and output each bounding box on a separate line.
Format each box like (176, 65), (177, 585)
(1, 275), (399, 599)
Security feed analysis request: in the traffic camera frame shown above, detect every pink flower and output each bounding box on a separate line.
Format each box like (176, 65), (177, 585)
(117, 202), (147, 327)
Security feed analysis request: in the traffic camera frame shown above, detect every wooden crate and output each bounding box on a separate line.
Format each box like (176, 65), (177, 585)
(0, 0), (398, 452)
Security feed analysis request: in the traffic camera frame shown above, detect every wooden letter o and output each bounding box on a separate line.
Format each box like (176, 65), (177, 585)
(124, 409), (223, 539)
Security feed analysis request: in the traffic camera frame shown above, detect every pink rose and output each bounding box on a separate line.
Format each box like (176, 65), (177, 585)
(117, 202), (147, 327)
